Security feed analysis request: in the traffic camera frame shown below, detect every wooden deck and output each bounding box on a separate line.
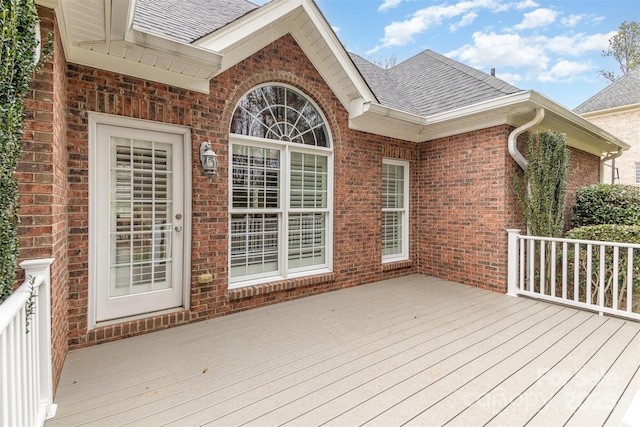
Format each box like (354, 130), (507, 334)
(46, 275), (640, 426)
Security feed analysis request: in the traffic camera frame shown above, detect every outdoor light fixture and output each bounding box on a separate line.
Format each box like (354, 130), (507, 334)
(199, 141), (218, 180)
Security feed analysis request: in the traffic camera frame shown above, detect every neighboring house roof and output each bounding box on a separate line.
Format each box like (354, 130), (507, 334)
(133, 0), (258, 44)
(574, 69), (640, 114)
(352, 50), (522, 116)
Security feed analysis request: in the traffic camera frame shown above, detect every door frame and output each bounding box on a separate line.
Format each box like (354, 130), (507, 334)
(87, 113), (192, 330)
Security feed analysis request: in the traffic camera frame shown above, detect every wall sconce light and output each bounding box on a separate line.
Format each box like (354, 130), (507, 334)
(199, 141), (218, 181)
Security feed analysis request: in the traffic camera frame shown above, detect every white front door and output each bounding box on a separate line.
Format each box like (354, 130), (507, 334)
(94, 124), (185, 322)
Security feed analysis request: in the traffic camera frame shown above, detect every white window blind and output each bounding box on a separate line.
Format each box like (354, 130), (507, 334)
(110, 138), (173, 296)
(382, 160), (408, 262)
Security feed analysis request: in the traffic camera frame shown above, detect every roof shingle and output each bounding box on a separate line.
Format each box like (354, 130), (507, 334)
(574, 69), (640, 114)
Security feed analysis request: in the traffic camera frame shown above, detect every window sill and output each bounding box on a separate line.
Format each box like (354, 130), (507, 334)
(227, 272), (335, 301)
(381, 259), (413, 272)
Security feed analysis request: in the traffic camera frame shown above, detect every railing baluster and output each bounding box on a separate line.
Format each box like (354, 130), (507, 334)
(586, 244), (593, 305)
(598, 245), (605, 312)
(540, 240), (546, 295)
(613, 246), (619, 311)
(519, 238), (525, 292)
(528, 239), (535, 292)
(562, 241), (567, 299)
(574, 243), (580, 302)
(628, 247), (634, 313)
(551, 241), (556, 298)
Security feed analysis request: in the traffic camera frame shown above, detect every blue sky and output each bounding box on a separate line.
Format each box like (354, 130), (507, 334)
(254, 0), (639, 110)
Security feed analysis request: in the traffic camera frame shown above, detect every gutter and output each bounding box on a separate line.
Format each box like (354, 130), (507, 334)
(507, 107), (545, 170)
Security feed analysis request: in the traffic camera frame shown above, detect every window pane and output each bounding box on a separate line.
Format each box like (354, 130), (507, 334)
(382, 163), (404, 209)
(290, 153), (328, 209)
(232, 145), (280, 209)
(382, 211), (402, 256)
(288, 213), (326, 268)
(230, 85), (330, 147)
(230, 214), (279, 277)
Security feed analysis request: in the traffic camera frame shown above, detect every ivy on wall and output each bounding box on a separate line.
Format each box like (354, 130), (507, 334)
(514, 130), (570, 238)
(0, 0), (50, 303)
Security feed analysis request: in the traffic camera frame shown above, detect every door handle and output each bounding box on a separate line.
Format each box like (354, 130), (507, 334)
(175, 225), (183, 232)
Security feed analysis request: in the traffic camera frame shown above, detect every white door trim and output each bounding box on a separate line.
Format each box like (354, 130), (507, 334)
(87, 113), (192, 330)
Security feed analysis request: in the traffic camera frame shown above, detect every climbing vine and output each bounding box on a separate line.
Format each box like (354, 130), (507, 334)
(514, 130), (570, 237)
(0, 0), (51, 303)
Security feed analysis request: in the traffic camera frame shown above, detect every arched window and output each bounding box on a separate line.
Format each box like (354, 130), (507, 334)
(229, 84), (333, 287)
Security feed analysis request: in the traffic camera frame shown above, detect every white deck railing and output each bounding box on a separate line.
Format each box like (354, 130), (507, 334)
(0, 258), (56, 426)
(507, 229), (640, 321)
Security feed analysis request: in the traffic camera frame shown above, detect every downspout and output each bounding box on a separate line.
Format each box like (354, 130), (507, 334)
(600, 150), (624, 183)
(507, 107), (545, 238)
(508, 107), (545, 170)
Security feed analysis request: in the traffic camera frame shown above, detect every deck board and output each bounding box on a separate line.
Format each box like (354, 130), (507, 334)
(46, 275), (640, 427)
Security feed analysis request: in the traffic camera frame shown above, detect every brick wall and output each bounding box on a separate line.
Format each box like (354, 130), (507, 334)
(17, 7), (69, 392)
(583, 107), (640, 185)
(417, 125), (518, 292)
(64, 34), (419, 347)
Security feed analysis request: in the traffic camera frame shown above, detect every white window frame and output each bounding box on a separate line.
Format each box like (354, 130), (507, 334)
(382, 159), (409, 263)
(228, 84), (333, 289)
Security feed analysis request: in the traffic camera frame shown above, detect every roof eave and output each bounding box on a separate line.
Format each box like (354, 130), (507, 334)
(349, 91), (629, 156)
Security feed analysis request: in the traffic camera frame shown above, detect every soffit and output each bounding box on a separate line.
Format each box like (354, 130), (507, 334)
(39, 0), (221, 92)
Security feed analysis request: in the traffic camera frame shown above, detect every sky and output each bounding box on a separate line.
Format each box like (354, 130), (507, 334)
(253, 0), (639, 110)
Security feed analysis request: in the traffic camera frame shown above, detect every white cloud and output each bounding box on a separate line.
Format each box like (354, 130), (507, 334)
(495, 72), (523, 84)
(545, 31), (616, 56)
(449, 12), (479, 32)
(513, 8), (557, 30)
(379, 0), (403, 12)
(447, 31), (550, 72)
(538, 60), (595, 82)
(515, 0), (538, 9)
(369, 0), (505, 51)
(332, 26), (341, 33)
(560, 14), (584, 27)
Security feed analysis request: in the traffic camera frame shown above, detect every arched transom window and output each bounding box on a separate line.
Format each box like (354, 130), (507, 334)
(231, 85), (330, 147)
(229, 84), (333, 287)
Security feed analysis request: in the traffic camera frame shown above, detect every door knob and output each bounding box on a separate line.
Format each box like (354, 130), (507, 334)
(175, 225), (183, 232)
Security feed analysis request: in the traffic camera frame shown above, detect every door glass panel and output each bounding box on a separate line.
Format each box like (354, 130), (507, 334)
(109, 137), (173, 297)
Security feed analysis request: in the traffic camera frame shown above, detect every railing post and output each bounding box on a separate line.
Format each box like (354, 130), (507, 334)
(506, 229), (521, 297)
(19, 258), (57, 420)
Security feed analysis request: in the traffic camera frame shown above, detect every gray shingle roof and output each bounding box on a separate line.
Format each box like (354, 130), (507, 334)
(133, 0), (522, 116)
(351, 50), (522, 116)
(574, 69), (640, 114)
(133, 0), (259, 43)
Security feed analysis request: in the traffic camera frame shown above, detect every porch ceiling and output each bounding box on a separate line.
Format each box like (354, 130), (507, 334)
(46, 275), (640, 426)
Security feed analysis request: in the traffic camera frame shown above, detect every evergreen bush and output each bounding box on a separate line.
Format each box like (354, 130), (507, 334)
(571, 184), (640, 228)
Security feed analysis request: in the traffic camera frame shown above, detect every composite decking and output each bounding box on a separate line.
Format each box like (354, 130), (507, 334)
(47, 275), (640, 426)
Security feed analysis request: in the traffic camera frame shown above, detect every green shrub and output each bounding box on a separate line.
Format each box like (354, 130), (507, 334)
(571, 184), (640, 228)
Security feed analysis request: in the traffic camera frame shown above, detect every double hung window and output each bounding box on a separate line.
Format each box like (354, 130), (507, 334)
(382, 159), (409, 262)
(229, 85), (332, 287)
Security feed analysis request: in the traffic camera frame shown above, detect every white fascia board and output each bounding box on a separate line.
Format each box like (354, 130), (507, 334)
(126, 27), (223, 73)
(196, 0), (376, 108)
(65, 44), (212, 93)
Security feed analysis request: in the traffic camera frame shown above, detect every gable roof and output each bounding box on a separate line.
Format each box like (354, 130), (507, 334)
(574, 69), (640, 114)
